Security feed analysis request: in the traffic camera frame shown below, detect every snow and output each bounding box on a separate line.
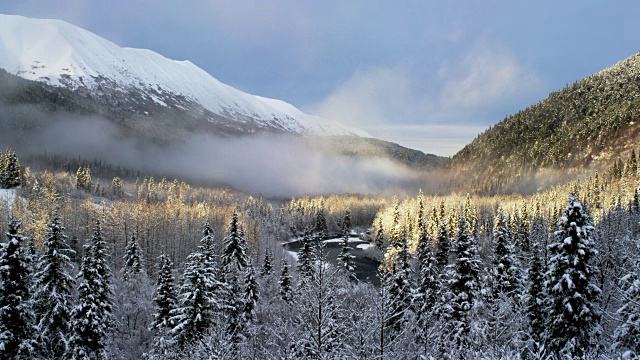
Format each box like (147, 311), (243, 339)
(356, 243), (374, 251)
(0, 189), (16, 206)
(323, 237), (363, 244)
(0, 14), (369, 137)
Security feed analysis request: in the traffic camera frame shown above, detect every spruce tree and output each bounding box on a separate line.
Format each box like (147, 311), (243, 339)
(221, 211), (249, 272)
(492, 207), (519, 297)
(315, 206), (328, 238)
(2, 148), (20, 189)
(242, 265), (260, 321)
(337, 233), (356, 276)
(387, 230), (412, 334)
(68, 221), (115, 360)
(296, 233), (316, 281)
(0, 151), (5, 189)
(169, 251), (217, 349)
(0, 218), (36, 357)
(526, 237), (545, 347)
(279, 259), (293, 303)
(414, 225), (438, 348)
(444, 215), (481, 352)
(261, 249), (273, 276)
(545, 194), (601, 358)
(151, 254), (178, 333)
(32, 214), (76, 359)
(121, 234), (143, 281)
(435, 220), (450, 270)
(375, 217), (385, 250)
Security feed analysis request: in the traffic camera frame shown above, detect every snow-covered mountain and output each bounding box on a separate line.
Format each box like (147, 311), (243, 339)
(0, 14), (369, 137)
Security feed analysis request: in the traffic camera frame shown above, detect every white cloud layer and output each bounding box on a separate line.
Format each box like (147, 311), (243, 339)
(313, 44), (545, 155)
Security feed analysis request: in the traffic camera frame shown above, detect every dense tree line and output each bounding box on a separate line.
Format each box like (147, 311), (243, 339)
(0, 149), (639, 358)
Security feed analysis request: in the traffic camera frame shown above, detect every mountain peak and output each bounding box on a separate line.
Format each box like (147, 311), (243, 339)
(0, 13), (368, 137)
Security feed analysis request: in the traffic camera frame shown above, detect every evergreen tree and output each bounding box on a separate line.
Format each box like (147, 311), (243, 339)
(296, 233), (316, 280)
(337, 233), (356, 276)
(0, 218), (36, 357)
(387, 230), (412, 334)
(121, 234), (143, 281)
(492, 207), (519, 297)
(68, 221), (115, 360)
(315, 206), (328, 238)
(261, 249), (273, 276)
(375, 217), (385, 250)
(435, 220), (450, 270)
(242, 265), (260, 321)
(613, 265), (640, 356)
(221, 211), (249, 272)
(342, 208), (351, 235)
(444, 215), (481, 352)
(414, 225), (438, 349)
(169, 251), (217, 349)
(279, 259), (293, 303)
(545, 194), (601, 358)
(151, 254), (178, 333)
(32, 214), (76, 359)
(526, 237), (546, 348)
(2, 148), (21, 189)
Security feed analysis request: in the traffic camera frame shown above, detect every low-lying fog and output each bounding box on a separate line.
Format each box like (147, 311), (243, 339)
(0, 114), (443, 197)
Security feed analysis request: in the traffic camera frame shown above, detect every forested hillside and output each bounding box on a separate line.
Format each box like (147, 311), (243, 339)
(447, 51), (640, 194)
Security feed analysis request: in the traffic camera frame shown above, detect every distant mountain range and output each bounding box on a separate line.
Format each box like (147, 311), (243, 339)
(0, 14), (367, 137)
(0, 13), (446, 171)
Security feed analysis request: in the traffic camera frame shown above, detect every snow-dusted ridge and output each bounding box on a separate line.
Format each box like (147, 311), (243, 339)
(0, 14), (369, 137)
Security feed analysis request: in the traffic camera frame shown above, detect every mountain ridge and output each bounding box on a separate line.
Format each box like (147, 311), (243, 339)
(0, 13), (369, 137)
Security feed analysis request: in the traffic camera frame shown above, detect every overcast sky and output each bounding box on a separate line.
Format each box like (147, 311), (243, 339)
(1, 0), (638, 156)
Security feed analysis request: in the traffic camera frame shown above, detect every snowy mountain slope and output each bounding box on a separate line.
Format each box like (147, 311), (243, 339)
(0, 14), (369, 137)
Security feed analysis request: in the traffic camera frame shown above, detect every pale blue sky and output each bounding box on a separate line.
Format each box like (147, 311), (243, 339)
(1, 0), (638, 155)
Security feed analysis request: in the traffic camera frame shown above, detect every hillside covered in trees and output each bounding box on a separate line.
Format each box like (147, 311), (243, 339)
(447, 51), (640, 194)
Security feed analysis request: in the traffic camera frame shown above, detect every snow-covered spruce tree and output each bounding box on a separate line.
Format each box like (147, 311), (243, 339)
(169, 250), (217, 350)
(221, 211), (249, 272)
(375, 216), (385, 250)
(544, 194), (601, 358)
(296, 232), (316, 281)
(242, 265), (260, 321)
(337, 233), (356, 277)
(219, 211), (251, 353)
(492, 207), (520, 297)
(315, 204), (328, 238)
(443, 215), (481, 354)
(2, 148), (21, 189)
(32, 214), (76, 359)
(151, 254), (178, 333)
(435, 219), (450, 271)
(414, 225), (439, 351)
(0, 218), (36, 357)
(68, 220), (115, 360)
(342, 208), (351, 236)
(387, 230), (413, 335)
(526, 235), (546, 349)
(612, 237), (640, 357)
(279, 258), (294, 303)
(113, 234), (153, 359)
(260, 248), (273, 276)
(121, 234), (143, 282)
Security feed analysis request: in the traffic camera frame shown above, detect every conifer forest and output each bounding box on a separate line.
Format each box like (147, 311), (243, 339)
(1, 147), (640, 359)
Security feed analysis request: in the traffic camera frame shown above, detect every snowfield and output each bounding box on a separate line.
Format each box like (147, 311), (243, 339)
(0, 14), (369, 137)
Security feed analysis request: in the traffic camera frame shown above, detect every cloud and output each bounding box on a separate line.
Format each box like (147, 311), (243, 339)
(438, 44), (544, 111)
(313, 44), (545, 155)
